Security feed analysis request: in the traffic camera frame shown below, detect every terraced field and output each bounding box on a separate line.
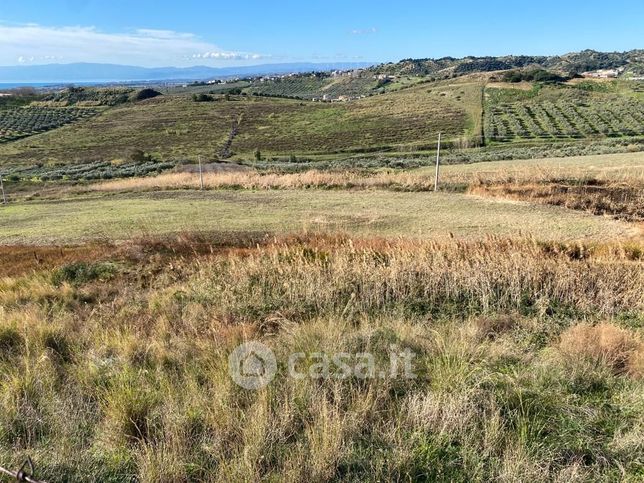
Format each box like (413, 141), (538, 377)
(0, 106), (99, 143)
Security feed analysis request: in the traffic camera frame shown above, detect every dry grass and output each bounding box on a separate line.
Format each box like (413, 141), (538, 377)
(0, 234), (642, 481)
(90, 152), (644, 195)
(0, 244), (110, 278)
(559, 323), (643, 377)
(468, 180), (644, 222)
(90, 169), (438, 192)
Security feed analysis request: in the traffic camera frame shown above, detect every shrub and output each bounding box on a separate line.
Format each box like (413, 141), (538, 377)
(132, 89), (162, 102)
(52, 261), (117, 287)
(502, 69), (567, 84)
(192, 93), (215, 102)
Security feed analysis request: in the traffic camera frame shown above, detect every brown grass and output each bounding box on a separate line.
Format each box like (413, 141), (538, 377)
(468, 180), (644, 222)
(0, 234), (642, 481)
(0, 244), (110, 278)
(90, 169), (438, 192)
(89, 152), (644, 199)
(558, 323), (644, 377)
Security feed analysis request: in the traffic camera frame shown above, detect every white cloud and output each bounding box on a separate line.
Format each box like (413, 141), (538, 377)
(350, 27), (378, 35)
(0, 24), (267, 67)
(193, 52), (266, 61)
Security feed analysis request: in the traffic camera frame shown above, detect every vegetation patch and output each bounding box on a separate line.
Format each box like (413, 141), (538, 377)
(485, 84), (644, 143)
(51, 261), (117, 286)
(0, 106), (99, 143)
(0, 235), (641, 481)
(468, 179), (644, 222)
(558, 323), (643, 377)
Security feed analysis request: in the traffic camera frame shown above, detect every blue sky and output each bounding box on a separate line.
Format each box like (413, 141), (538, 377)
(0, 0), (642, 67)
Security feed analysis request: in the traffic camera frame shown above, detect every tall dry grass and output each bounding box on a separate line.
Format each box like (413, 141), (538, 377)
(0, 235), (642, 481)
(91, 169), (439, 192)
(468, 181), (644, 222)
(90, 154), (644, 194)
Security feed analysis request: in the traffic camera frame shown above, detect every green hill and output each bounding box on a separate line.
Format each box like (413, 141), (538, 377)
(0, 80), (482, 168)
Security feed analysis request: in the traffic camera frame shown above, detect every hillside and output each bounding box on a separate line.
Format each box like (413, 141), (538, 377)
(0, 80), (482, 169)
(484, 81), (644, 143)
(370, 49), (644, 78)
(0, 70), (642, 180)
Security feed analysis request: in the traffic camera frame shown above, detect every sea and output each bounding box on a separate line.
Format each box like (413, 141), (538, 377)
(0, 80), (168, 90)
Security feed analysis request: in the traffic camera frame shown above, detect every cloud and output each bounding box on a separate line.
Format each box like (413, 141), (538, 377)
(0, 24), (267, 67)
(192, 52), (267, 61)
(350, 27), (378, 35)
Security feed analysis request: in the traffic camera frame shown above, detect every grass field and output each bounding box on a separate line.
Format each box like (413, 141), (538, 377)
(1, 152), (641, 245)
(0, 188), (638, 245)
(0, 235), (642, 481)
(0, 81), (480, 167)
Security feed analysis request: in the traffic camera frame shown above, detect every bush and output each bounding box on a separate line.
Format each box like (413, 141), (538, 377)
(132, 89), (162, 102)
(52, 261), (117, 287)
(192, 93), (215, 102)
(502, 69), (567, 84)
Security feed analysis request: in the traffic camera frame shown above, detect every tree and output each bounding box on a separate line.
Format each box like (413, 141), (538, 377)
(254, 149), (262, 161)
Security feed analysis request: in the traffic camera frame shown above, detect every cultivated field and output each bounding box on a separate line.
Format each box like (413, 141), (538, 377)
(485, 83), (644, 143)
(0, 106), (99, 143)
(0, 82), (479, 167)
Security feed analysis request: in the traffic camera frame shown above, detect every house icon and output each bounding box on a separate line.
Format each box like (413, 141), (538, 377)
(229, 341), (277, 390)
(241, 351), (268, 378)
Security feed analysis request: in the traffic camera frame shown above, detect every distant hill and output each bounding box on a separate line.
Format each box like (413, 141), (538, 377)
(370, 50), (644, 78)
(0, 62), (373, 85)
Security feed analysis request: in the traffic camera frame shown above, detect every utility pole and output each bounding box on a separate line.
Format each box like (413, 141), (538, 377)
(0, 173), (6, 205)
(198, 156), (204, 191)
(434, 132), (442, 192)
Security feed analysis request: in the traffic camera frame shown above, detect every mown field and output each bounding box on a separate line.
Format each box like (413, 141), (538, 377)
(1, 152), (642, 245)
(1, 189), (637, 245)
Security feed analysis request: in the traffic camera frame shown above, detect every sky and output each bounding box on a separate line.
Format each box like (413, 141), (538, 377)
(0, 0), (642, 67)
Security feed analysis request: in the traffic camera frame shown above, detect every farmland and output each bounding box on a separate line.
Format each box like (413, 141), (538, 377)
(0, 106), (99, 143)
(1, 152), (642, 244)
(0, 81), (481, 167)
(0, 58), (643, 482)
(0, 78), (641, 174)
(485, 83), (644, 143)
